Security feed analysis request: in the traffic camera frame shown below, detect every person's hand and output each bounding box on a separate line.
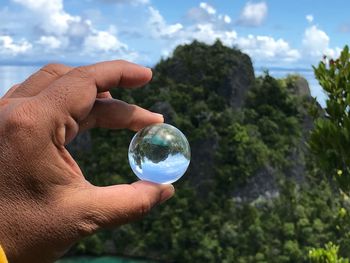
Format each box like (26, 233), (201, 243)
(0, 61), (175, 263)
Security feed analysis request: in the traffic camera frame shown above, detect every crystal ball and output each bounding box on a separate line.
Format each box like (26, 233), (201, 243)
(128, 123), (191, 184)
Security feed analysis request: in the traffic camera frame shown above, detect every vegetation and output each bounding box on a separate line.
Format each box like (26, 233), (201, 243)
(68, 41), (350, 262)
(307, 45), (350, 263)
(310, 45), (350, 191)
(309, 242), (349, 263)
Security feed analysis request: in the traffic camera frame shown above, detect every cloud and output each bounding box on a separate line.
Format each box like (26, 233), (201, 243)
(153, 1), (233, 44)
(187, 2), (231, 25)
(189, 23), (237, 46)
(149, 6), (236, 45)
(0, 6), (35, 34)
(237, 35), (300, 62)
(12, 0), (76, 35)
(302, 25), (341, 58)
(37, 36), (62, 49)
(199, 2), (216, 15)
(302, 25), (329, 57)
(99, 0), (149, 5)
(306, 14), (314, 23)
(0, 35), (32, 55)
(148, 6), (237, 58)
(84, 31), (127, 52)
(148, 7), (183, 39)
(220, 15), (232, 24)
(148, 5), (299, 65)
(11, 0), (138, 61)
(237, 1), (268, 27)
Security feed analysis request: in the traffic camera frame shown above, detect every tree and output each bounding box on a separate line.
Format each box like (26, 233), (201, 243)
(310, 46), (350, 191)
(309, 242), (349, 263)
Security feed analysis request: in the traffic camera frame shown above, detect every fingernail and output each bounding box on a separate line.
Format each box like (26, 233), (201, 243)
(152, 112), (164, 121)
(160, 185), (175, 204)
(146, 67), (153, 80)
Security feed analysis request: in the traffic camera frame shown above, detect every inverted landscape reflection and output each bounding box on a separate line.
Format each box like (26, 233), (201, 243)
(130, 153), (190, 184)
(128, 123), (191, 184)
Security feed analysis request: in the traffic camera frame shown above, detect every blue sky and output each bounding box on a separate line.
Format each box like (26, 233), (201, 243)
(0, 0), (349, 69)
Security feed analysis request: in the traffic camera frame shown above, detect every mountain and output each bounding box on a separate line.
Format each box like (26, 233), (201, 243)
(67, 41), (350, 263)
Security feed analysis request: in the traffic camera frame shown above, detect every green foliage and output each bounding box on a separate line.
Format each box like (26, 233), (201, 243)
(68, 41), (350, 262)
(309, 242), (349, 263)
(310, 45), (350, 191)
(245, 73), (301, 166)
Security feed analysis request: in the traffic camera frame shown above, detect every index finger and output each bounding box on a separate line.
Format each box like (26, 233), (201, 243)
(39, 60), (152, 122)
(68, 60), (152, 92)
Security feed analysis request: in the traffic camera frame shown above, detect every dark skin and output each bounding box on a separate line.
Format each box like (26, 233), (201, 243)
(0, 60), (175, 263)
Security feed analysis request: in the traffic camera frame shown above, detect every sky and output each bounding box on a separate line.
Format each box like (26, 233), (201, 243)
(0, 0), (349, 69)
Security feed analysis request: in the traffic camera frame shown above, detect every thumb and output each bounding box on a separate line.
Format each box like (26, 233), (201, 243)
(80, 181), (175, 230)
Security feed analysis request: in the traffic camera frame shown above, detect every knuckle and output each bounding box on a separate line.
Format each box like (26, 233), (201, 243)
(9, 83), (20, 91)
(116, 59), (128, 65)
(72, 66), (95, 81)
(1, 85), (18, 98)
(3, 100), (37, 134)
(128, 103), (138, 110)
(76, 218), (99, 237)
(126, 104), (138, 129)
(137, 190), (153, 218)
(76, 206), (109, 235)
(40, 63), (67, 77)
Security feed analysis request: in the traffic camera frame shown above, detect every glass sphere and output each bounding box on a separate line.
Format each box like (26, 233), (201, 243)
(128, 123), (191, 184)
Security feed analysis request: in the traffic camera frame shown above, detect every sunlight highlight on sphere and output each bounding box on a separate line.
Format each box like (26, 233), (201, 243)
(128, 123), (191, 184)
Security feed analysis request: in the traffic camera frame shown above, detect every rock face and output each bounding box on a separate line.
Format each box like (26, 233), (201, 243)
(217, 58), (255, 108)
(287, 75), (312, 98)
(293, 76), (312, 97)
(232, 165), (279, 202)
(155, 40), (255, 108)
(189, 134), (219, 189)
(232, 76), (315, 202)
(151, 41), (255, 190)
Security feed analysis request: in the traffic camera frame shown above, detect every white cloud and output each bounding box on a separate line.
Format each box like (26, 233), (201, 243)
(84, 31), (127, 52)
(237, 1), (268, 27)
(149, 4), (234, 45)
(11, 0), (137, 59)
(187, 6), (211, 23)
(199, 2), (216, 15)
(301, 23), (347, 62)
(302, 25), (329, 57)
(187, 2), (231, 26)
(302, 25), (341, 59)
(223, 15), (231, 24)
(148, 7), (183, 39)
(189, 24), (237, 47)
(237, 35), (300, 62)
(306, 14), (314, 23)
(149, 6), (236, 48)
(12, 0), (75, 35)
(0, 35), (32, 55)
(100, 0), (149, 5)
(37, 36), (62, 49)
(149, 6), (298, 64)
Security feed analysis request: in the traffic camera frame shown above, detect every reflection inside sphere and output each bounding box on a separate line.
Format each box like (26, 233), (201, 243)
(128, 123), (191, 184)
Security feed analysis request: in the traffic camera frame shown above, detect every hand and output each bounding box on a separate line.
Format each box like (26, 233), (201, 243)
(0, 61), (175, 263)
